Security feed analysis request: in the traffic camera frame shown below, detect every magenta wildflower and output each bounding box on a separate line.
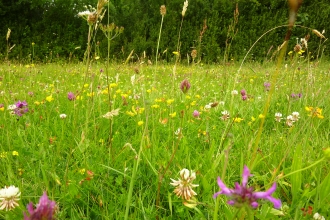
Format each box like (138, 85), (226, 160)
(180, 79), (191, 94)
(14, 100), (29, 116)
(67, 92), (75, 101)
(240, 89), (246, 96)
(23, 191), (57, 220)
(213, 165), (281, 209)
(242, 95), (248, 101)
(263, 82), (270, 91)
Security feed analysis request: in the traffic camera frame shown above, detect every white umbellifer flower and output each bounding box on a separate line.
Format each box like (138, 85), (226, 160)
(291, 112), (300, 122)
(59, 114), (67, 119)
(170, 168), (198, 201)
(231, 90), (238, 95)
(313, 213), (325, 220)
(275, 113), (282, 122)
(102, 108), (120, 119)
(182, 0), (188, 17)
(78, 10), (92, 17)
(0, 185), (21, 211)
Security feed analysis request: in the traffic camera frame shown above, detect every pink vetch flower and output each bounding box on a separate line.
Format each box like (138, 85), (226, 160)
(23, 191), (57, 220)
(180, 79), (191, 94)
(213, 165), (281, 209)
(67, 92), (75, 101)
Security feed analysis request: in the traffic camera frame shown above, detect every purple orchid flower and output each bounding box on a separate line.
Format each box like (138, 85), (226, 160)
(213, 165), (281, 209)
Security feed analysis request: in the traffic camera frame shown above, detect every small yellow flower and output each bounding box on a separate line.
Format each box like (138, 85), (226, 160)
(46, 95), (54, 102)
(12, 151), (19, 156)
(101, 89), (108, 94)
(185, 95), (191, 99)
(79, 168), (86, 175)
(0, 107), (4, 111)
(251, 116), (256, 122)
(87, 92), (94, 97)
(116, 89), (122, 94)
(173, 51), (179, 55)
(190, 101), (196, 106)
(109, 83), (118, 88)
(151, 104), (160, 108)
(169, 112), (176, 118)
(34, 101), (41, 105)
(195, 95), (201, 99)
(233, 117), (244, 123)
(147, 89), (152, 93)
(258, 114), (265, 119)
(167, 99), (174, 105)
(138, 121), (144, 126)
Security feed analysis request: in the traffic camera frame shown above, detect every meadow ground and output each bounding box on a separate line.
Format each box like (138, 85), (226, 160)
(0, 60), (329, 219)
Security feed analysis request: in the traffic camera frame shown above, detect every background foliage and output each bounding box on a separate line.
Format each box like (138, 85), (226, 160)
(0, 0), (329, 63)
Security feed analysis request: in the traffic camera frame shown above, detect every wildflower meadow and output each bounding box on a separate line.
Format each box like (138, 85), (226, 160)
(1, 0), (330, 219)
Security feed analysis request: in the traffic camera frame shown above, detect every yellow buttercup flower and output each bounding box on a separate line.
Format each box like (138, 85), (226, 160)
(46, 95), (54, 102)
(169, 112), (176, 118)
(138, 121), (144, 126)
(233, 117), (244, 123)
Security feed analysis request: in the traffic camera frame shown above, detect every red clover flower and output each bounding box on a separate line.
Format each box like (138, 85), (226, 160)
(24, 191), (57, 220)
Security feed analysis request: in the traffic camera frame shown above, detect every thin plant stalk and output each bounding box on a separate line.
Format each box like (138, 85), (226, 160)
(156, 13), (165, 67)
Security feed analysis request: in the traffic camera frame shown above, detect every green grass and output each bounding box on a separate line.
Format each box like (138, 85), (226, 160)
(0, 60), (329, 219)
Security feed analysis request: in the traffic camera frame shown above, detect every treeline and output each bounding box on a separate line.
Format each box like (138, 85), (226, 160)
(0, 0), (329, 63)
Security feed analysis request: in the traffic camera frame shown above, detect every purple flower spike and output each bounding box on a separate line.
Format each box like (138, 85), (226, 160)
(213, 165), (282, 209)
(67, 92), (75, 101)
(24, 191), (57, 220)
(180, 79), (191, 94)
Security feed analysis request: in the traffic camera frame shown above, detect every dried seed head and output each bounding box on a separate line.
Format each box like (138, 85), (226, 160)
(160, 5), (166, 16)
(294, 44), (302, 52)
(191, 49), (197, 59)
(87, 12), (98, 24)
(312, 29), (325, 39)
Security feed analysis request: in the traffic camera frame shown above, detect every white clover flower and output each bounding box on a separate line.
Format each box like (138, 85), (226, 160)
(204, 104), (211, 110)
(0, 185), (21, 211)
(313, 213), (325, 220)
(291, 112), (300, 122)
(170, 168), (198, 201)
(286, 115), (294, 127)
(231, 90), (238, 95)
(59, 114), (67, 119)
(275, 113), (282, 122)
(221, 110), (230, 121)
